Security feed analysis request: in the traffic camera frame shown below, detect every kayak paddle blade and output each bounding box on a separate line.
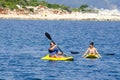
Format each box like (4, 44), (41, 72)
(45, 32), (52, 40)
(71, 52), (80, 54)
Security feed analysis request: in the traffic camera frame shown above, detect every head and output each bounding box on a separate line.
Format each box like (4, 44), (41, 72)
(89, 42), (94, 48)
(50, 41), (56, 47)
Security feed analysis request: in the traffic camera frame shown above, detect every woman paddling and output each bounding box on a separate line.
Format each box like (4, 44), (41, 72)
(82, 42), (101, 57)
(48, 41), (63, 58)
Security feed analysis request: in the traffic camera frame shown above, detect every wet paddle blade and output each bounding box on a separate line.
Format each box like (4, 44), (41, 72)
(45, 32), (52, 40)
(71, 52), (80, 54)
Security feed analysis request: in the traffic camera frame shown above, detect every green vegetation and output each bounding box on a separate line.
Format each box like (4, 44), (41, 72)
(0, 0), (97, 13)
(0, 0), (70, 10)
(0, 0), (39, 10)
(0, 0), (69, 10)
(79, 4), (88, 11)
(72, 4), (98, 13)
(72, 4), (89, 12)
(39, 1), (70, 10)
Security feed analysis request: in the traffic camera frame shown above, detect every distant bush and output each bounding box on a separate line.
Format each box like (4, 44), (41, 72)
(79, 4), (88, 11)
(0, 0), (39, 10)
(1, 2), (18, 10)
(29, 8), (34, 12)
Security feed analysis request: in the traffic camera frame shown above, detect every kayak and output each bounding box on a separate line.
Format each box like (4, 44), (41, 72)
(41, 54), (74, 61)
(84, 53), (101, 59)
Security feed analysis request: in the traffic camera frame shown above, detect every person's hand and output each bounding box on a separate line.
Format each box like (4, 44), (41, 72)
(57, 52), (63, 55)
(61, 52), (63, 55)
(55, 45), (57, 47)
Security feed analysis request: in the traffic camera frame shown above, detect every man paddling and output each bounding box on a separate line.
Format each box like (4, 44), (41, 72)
(82, 42), (101, 57)
(48, 41), (63, 58)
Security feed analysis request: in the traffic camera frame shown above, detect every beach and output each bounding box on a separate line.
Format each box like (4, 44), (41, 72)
(0, 8), (120, 21)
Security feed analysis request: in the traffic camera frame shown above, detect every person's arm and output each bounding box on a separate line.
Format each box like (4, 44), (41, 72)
(95, 48), (102, 57)
(95, 48), (98, 54)
(82, 49), (89, 57)
(49, 45), (57, 50)
(57, 51), (63, 55)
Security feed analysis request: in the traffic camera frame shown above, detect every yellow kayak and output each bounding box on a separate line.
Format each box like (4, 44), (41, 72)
(85, 53), (101, 59)
(41, 54), (74, 61)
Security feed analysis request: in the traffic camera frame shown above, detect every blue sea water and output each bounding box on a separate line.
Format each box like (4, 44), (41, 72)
(0, 20), (120, 80)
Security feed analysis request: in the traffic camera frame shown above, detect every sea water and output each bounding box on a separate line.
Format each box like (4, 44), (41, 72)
(0, 20), (120, 80)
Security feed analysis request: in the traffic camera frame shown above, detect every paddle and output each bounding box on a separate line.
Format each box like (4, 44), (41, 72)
(71, 51), (80, 54)
(45, 32), (63, 54)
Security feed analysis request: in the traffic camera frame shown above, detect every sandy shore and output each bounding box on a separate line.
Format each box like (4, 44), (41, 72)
(0, 10), (120, 21)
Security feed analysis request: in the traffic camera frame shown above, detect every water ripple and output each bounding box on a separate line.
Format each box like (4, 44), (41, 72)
(0, 20), (120, 80)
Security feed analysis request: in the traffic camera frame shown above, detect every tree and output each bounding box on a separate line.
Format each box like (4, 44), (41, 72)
(60, 4), (69, 10)
(79, 4), (88, 11)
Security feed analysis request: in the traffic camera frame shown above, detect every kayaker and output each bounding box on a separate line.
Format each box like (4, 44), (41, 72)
(83, 42), (101, 57)
(48, 41), (63, 58)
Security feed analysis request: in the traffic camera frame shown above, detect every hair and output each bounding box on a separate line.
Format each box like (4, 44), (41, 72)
(90, 42), (94, 45)
(51, 41), (56, 45)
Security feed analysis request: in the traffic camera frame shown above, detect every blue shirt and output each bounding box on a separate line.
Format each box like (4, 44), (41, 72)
(48, 47), (59, 56)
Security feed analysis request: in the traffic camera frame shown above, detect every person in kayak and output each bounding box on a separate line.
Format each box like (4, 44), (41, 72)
(48, 41), (63, 58)
(82, 42), (101, 57)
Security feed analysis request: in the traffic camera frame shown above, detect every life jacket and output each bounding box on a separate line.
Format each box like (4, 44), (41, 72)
(48, 47), (58, 56)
